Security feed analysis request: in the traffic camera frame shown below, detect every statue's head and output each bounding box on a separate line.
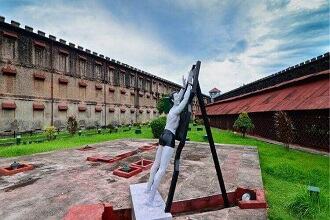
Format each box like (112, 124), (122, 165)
(169, 91), (180, 106)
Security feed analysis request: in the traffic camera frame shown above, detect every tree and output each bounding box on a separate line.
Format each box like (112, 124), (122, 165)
(67, 115), (78, 135)
(274, 111), (294, 149)
(233, 112), (254, 138)
(156, 96), (172, 115)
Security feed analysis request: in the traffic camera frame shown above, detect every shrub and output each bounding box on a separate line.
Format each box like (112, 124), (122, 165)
(67, 116), (78, 135)
(121, 163), (131, 172)
(44, 126), (56, 140)
(274, 111), (294, 149)
(107, 123), (115, 130)
(233, 112), (254, 138)
(150, 116), (167, 138)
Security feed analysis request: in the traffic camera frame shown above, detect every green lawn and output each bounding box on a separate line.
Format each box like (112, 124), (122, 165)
(0, 126), (328, 219)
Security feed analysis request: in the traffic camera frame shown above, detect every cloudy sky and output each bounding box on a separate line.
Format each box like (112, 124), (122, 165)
(0, 0), (329, 93)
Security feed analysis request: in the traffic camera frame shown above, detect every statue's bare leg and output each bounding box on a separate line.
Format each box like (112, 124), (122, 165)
(146, 146), (174, 206)
(145, 145), (163, 193)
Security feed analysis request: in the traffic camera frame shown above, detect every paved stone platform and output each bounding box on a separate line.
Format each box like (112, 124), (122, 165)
(0, 139), (267, 219)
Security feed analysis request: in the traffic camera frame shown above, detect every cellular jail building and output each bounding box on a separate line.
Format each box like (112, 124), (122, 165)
(0, 17), (206, 134)
(203, 53), (329, 152)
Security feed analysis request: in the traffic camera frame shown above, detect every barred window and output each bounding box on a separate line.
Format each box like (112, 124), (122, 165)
(108, 68), (114, 84)
(35, 46), (45, 67)
(58, 53), (68, 72)
(152, 82), (157, 91)
(138, 77), (143, 89)
(79, 59), (87, 77)
(95, 64), (102, 79)
(130, 74), (135, 87)
(145, 80), (151, 92)
(2, 37), (16, 60)
(120, 72), (125, 86)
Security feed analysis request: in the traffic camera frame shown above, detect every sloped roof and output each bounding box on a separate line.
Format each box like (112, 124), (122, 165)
(203, 70), (329, 115)
(209, 87), (220, 93)
(214, 53), (329, 102)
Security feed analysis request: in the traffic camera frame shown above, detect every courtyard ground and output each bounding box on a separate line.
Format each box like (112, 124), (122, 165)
(0, 126), (329, 219)
(0, 139), (266, 219)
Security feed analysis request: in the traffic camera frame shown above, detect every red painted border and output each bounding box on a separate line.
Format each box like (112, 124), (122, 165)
(130, 159), (153, 170)
(171, 192), (236, 214)
(64, 203), (114, 220)
(63, 187), (267, 219)
(236, 187), (267, 209)
(0, 164), (34, 176)
(87, 150), (138, 163)
(87, 155), (120, 163)
(113, 166), (142, 178)
(138, 145), (156, 152)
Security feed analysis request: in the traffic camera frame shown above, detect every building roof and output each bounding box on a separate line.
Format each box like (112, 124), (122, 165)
(204, 70), (329, 115)
(209, 87), (220, 93)
(215, 53), (329, 102)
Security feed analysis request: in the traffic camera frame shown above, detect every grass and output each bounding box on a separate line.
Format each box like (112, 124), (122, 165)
(0, 125), (328, 219)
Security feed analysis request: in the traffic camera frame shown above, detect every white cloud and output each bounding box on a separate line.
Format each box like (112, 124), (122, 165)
(287, 0), (327, 11)
(1, 0), (328, 95)
(3, 0), (190, 86)
(198, 0), (329, 94)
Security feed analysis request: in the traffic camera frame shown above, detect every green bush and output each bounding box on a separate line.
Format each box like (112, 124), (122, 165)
(150, 116), (167, 138)
(233, 112), (254, 137)
(44, 126), (56, 140)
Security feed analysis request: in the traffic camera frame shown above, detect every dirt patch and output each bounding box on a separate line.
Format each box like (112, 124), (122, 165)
(4, 177), (41, 192)
(89, 162), (101, 167)
(138, 173), (150, 183)
(182, 153), (208, 161)
(106, 178), (116, 183)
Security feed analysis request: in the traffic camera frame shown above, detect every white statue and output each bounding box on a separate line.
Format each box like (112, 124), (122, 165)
(145, 71), (194, 206)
